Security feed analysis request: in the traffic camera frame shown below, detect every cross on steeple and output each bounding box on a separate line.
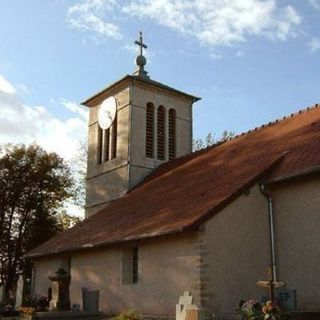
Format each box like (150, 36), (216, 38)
(133, 31), (149, 79)
(135, 31), (147, 56)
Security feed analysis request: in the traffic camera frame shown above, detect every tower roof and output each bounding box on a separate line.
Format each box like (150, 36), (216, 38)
(81, 74), (201, 107)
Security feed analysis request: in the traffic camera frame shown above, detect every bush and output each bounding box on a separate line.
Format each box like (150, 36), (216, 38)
(23, 294), (49, 311)
(112, 309), (141, 320)
(19, 306), (36, 315)
(0, 304), (20, 317)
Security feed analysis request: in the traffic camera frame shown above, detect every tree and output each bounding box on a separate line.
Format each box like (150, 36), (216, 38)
(193, 130), (235, 151)
(68, 140), (87, 210)
(0, 144), (74, 302)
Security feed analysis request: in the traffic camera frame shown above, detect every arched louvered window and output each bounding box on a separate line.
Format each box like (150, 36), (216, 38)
(157, 105), (165, 160)
(97, 111), (117, 164)
(104, 128), (110, 162)
(111, 113), (117, 159)
(168, 108), (176, 160)
(97, 126), (103, 164)
(145, 102), (154, 158)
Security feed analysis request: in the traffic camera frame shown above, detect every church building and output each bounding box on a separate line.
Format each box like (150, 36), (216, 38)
(27, 33), (320, 318)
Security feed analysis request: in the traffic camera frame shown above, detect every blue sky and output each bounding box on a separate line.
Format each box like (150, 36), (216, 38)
(0, 0), (319, 161)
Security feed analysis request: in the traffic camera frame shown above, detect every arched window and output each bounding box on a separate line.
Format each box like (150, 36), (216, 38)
(157, 105), (165, 160)
(168, 109), (176, 160)
(111, 113), (117, 159)
(145, 103), (154, 158)
(104, 128), (110, 162)
(97, 126), (103, 164)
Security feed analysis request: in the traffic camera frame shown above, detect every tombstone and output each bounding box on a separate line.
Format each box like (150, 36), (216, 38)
(15, 275), (24, 309)
(48, 268), (71, 311)
(0, 285), (4, 304)
(276, 289), (296, 311)
(176, 291), (206, 320)
(82, 287), (100, 313)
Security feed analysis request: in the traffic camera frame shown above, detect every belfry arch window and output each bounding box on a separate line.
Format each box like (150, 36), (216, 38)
(97, 112), (117, 164)
(111, 113), (117, 159)
(157, 105), (165, 160)
(97, 126), (103, 164)
(104, 129), (110, 162)
(168, 108), (176, 160)
(145, 103), (154, 158)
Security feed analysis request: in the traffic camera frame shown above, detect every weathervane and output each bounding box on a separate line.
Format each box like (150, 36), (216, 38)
(133, 31), (149, 79)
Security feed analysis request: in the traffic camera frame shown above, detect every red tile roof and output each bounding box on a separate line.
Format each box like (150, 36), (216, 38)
(27, 104), (320, 258)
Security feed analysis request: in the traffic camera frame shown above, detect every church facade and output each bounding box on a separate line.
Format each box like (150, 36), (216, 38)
(27, 35), (320, 318)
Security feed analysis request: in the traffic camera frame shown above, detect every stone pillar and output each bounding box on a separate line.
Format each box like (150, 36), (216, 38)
(48, 268), (71, 311)
(15, 275), (24, 309)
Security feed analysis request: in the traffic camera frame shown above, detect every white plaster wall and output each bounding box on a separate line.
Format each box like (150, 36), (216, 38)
(272, 176), (320, 310)
(70, 234), (200, 316)
(202, 177), (320, 316)
(201, 185), (270, 316)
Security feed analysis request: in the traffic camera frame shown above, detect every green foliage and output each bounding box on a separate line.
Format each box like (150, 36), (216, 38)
(0, 144), (74, 301)
(192, 130), (235, 151)
(57, 211), (83, 231)
(112, 309), (141, 320)
(68, 140), (87, 210)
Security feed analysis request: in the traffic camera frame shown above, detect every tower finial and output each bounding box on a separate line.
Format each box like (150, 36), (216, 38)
(133, 31), (149, 79)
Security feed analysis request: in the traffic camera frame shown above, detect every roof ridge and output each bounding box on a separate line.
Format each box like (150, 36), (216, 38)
(227, 103), (319, 142)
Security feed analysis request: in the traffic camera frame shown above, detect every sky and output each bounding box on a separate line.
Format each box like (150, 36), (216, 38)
(0, 0), (319, 162)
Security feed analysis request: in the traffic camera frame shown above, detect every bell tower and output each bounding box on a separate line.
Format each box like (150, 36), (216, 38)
(82, 32), (200, 218)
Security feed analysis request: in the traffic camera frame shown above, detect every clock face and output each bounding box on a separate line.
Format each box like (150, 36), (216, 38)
(98, 96), (117, 129)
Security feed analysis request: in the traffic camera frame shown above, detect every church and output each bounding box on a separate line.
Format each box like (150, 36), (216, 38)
(27, 33), (320, 318)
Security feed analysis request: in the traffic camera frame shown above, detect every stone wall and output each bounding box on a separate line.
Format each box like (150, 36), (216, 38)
(85, 80), (195, 218)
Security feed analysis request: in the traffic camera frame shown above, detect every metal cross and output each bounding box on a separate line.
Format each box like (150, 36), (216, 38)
(134, 31), (147, 56)
(257, 268), (286, 303)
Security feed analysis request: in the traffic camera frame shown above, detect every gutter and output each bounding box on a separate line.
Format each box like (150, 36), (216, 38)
(267, 164), (320, 185)
(259, 183), (277, 282)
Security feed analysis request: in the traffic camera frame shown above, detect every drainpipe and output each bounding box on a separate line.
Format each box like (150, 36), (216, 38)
(259, 183), (277, 282)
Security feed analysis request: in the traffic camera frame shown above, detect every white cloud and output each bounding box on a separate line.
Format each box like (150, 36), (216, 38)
(123, 0), (301, 47)
(309, 0), (320, 10)
(0, 75), (16, 94)
(60, 99), (88, 121)
(0, 74), (88, 161)
(67, 0), (121, 41)
(309, 37), (320, 52)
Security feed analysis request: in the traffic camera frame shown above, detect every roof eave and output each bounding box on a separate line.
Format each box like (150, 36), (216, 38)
(25, 227), (186, 259)
(81, 75), (201, 106)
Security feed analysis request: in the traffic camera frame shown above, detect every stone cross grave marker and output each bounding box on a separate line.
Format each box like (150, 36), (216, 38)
(15, 275), (24, 309)
(176, 291), (193, 320)
(176, 291), (205, 320)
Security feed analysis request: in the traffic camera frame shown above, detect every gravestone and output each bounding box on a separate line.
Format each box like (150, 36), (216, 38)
(48, 268), (71, 311)
(276, 289), (296, 311)
(82, 287), (100, 313)
(15, 275), (24, 308)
